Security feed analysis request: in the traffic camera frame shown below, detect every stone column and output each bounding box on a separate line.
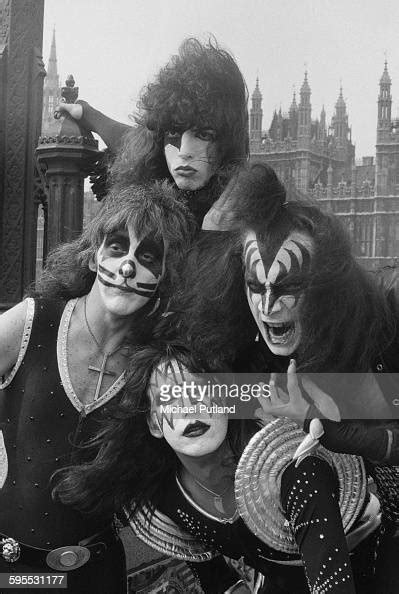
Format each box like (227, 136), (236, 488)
(0, 0), (45, 310)
(36, 76), (101, 253)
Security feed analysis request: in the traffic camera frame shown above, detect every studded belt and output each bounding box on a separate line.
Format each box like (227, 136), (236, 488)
(0, 526), (118, 571)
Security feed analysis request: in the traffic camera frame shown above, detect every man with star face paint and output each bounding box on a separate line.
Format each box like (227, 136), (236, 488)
(55, 37), (249, 228)
(0, 182), (194, 593)
(52, 339), (381, 594)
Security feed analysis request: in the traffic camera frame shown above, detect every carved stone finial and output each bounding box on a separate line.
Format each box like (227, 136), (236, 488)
(61, 75), (79, 104)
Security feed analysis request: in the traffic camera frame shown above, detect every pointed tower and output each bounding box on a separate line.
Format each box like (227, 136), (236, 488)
(298, 71), (312, 147)
(319, 105), (327, 142)
(331, 86), (349, 147)
(375, 61), (393, 196)
(288, 90), (298, 139)
(249, 77), (263, 144)
(377, 60), (392, 143)
(42, 27), (61, 136)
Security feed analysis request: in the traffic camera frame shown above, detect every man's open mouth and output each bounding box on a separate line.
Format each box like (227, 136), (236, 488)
(183, 421), (210, 437)
(264, 321), (295, 345)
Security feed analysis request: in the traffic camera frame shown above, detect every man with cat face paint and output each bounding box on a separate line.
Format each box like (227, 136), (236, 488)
(0, 183), (194, 593)
(93, 226), (165, 319)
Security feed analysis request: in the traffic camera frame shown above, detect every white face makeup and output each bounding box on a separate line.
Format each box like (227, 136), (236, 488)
(147, 360), (228, 457)
(243, 230), (313, 357)
(164, 128), (219, 191)
(91, 223), (164, 318)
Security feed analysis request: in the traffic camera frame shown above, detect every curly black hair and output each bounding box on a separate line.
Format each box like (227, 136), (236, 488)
(111, 37), (249, 187)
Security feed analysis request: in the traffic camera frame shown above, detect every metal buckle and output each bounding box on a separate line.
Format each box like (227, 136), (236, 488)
(46, 545), (91, 571)
(1, 537), (21, 563)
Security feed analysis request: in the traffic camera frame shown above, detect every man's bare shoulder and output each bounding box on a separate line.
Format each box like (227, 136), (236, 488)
(0, 300), (29, 376)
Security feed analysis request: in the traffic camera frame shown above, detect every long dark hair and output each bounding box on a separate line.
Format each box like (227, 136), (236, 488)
(177, 162), (288, 366)
(267, 203), (396, 372)
(52, 341), (257, 517)
(111, 37), (249, 189)
(31, 181), (195, 307)
(179, 157), (396, 373)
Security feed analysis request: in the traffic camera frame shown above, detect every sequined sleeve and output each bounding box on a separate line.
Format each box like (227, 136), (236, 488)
(281, 456), (355, 594)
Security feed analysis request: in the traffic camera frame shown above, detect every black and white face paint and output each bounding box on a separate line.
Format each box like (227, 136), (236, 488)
(243, 230), (313, 356)
(93, 224), (165, 318)
(164, 128), (219, 191)
(147, 360), (228, 457)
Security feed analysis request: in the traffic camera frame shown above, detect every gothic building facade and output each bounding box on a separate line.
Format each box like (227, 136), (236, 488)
(249, 64), (399, 268)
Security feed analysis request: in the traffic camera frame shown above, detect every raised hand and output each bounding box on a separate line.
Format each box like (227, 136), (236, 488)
(201, 170), (239, 231)
(54, 102), (83, 121)
(255, 360), (341, 425)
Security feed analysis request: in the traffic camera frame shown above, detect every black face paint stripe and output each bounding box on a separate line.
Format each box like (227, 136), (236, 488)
(134, 235), (164, 278)
(98, 276), (156, 296)
(164, 134), (182, 150)
(291, 240), (312, 274)
(98, 263), (117, 279)
(275, 258), (289, 284)
(244, 241), (259, 272)
(130, 288), (157, 297)
(137, 281), (158, 290)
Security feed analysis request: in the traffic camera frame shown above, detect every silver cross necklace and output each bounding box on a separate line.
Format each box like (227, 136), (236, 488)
(84, 296), (125, 401)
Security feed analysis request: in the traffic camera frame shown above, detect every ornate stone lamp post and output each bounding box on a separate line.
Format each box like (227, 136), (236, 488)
(36, 75), (101, 254)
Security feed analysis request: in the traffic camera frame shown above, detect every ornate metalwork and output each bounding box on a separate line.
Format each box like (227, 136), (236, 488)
(61, 74), (79, 104)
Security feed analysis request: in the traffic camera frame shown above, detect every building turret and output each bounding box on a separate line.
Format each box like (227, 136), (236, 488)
(377, 60), (392, 143)
(331, 86), (349, 147)
(249, 77), (263, 143)
(42, 27), (61, 136)
(319, 105), (327, 141)
(298, 71), (312, 146)
(288, 90), (298, 139)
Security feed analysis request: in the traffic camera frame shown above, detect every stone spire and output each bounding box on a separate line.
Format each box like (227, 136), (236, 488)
(42, 27), (61, 136)
(335, 85), (346, 114)
(250, 77), (263, 143)
(319, 105), (326, 140)
(289, 89), (297, 113)
(298, 71), (312, 144)
(377, 60), (392, 142)
(300, 71), (311, 101)
(331, 85), (349, 148)
(47, 27), (59, 87)
(380, 59), (391, 85)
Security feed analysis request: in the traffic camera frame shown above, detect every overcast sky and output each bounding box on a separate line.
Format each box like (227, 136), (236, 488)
(43, 0), (399, 159)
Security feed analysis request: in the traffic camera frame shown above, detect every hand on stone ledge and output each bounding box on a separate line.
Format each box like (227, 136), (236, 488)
(54, 102), (83, 121)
